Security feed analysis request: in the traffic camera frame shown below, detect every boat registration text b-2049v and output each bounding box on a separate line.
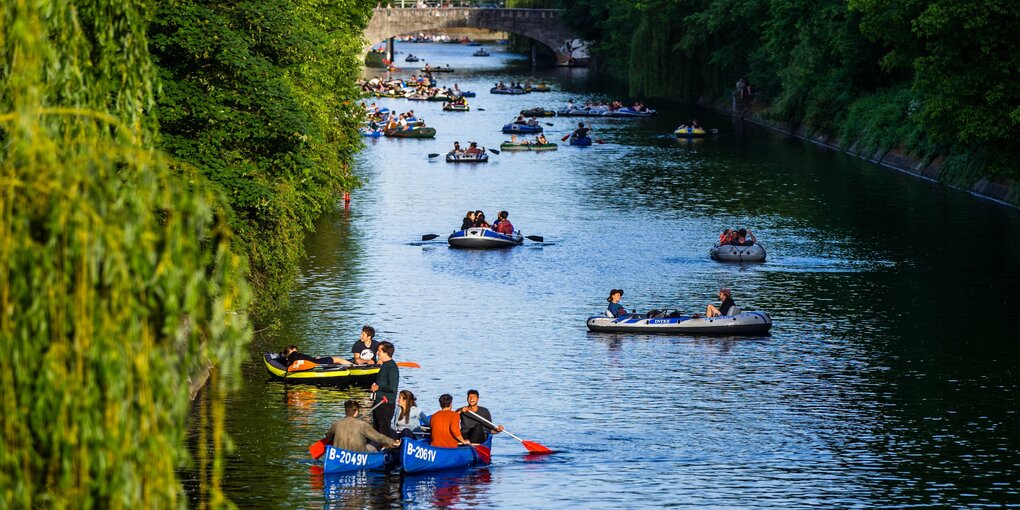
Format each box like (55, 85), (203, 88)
(327, 448), (370, 466)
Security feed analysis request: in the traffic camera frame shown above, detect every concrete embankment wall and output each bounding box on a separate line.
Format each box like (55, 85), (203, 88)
(719, 99), (1018, 208)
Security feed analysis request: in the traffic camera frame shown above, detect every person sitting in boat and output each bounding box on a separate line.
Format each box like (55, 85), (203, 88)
(457, 390), (504, 444)
(430, 394), (472, 447)
(706, 288), (740, 318)
(566, 99), (575, 110)
(512, 115), (528, 125)
(449, 141), (462, 155)
(606, 289), (627, 317)
(690, 118), (702, 129)
(718, 228), (732, 245)
(473, 211), (490, 228)
(525, 116), (540, 127)
(570, 122), (591, 140)
(734, 228), (756, 246)
(465, 142), (483, 155)
(536, 134), (548, 144)
(351, 325), (380, 365)
(460, 210), (476, 230)
(281, 345), (350, 367)
(393, 390), (427, 439)
(491, 211), (514, 235)
(325, 399), (401, 452)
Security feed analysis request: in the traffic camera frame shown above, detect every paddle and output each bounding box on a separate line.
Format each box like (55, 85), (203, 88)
(544, 122), (554, 127)
(421, 234), (440, 241)
(464, 410), (553, 454)
(396, 361), (421, 368)
(560, 134), (570, 142)
(309, 397), (390, 459)
(525, 235), (544, 242)
(477, 108), (486, 111)
(427, 153), (440, 159)
(487, 148), (500, 155)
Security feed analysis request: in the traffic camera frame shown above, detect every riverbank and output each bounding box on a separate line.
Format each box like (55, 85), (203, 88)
(724, 99), (1018, 208)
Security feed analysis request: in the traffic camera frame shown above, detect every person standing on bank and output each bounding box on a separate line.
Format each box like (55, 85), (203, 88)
(352, 325), (380, 365)
(458, 389), (504, 443)
(370, 341), (399, 438)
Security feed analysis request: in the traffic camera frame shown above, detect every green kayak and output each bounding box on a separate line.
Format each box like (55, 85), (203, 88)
(385, 127), (436, 139)
(499, 142), (558, 151)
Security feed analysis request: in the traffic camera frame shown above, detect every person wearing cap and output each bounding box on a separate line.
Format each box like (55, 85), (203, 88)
(706, 288), (738, 317)
(606, 289), (627, 318)
(465, 142), (483, 155)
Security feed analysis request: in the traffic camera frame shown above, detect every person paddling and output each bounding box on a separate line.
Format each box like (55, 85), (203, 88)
(570, 122), (590, 140)
(458, 389), (504, 443)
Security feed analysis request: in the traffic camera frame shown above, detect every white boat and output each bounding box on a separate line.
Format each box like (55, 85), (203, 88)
(446, 152), (489, 163)
(448, 228), (522, 249)
(710, 243), (766, 262)
(586, 311), (771, 335)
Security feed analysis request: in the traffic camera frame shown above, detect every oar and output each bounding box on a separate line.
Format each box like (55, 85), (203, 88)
(477, 108), (486, 111)
(544, 122), (554, 126)
(396, 361), (420, 368)
(309, 397), (390, 459)
(421, 234), (440, 241)
(465, 411), (552, 454)
(560, 134), (570, 142)
(525, 235), (544, 242)
(427, 153), (440, 159)
(487, 148), (500, 155)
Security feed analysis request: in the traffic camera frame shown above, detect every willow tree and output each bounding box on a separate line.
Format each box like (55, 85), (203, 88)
(1, 1), (251, 508)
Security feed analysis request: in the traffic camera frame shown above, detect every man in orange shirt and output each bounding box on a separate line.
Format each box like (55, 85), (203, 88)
(429, 394), (471, 448)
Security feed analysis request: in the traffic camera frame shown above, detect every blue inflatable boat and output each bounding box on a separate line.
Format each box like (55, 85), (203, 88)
(587, 311), (772, 335)
(448, 228), (523, 249)
(569, 136), (592, 146)
(401, 436), (492, 474)
(502, 123), (543, 134)
(322, 445), (394, 473)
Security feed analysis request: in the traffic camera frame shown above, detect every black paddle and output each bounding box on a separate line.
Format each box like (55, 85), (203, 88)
(525, 235), (544, 242)
(544, 122), (554, 126)
(487, 148), (500, 155)
(427, 153), (440, 159)
(478, 108), (486, 111)
(421, 234), (440, 241)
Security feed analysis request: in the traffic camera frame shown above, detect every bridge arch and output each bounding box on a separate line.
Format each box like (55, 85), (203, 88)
(363, 8), (589, 66)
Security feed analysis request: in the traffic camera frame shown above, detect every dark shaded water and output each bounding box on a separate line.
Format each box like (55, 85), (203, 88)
(191, 43), (1020, 508)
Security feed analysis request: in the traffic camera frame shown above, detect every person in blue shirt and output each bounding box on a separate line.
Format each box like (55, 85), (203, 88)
(606, 289), (627, 317)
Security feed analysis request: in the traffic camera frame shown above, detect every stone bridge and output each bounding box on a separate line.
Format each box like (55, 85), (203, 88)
(364, 7), (589, 66)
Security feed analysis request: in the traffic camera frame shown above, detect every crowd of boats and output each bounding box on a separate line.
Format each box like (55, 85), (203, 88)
(303, 53), (777, 484)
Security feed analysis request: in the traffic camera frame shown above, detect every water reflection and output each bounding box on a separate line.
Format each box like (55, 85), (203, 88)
(188, 41), (1020, 509)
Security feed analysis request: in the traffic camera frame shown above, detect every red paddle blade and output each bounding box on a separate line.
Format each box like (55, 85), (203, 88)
(522, 441), (553, 454)
(473, 444), (492, 464)
(309, 439), (327, 459)
(396, 361), (421, 368)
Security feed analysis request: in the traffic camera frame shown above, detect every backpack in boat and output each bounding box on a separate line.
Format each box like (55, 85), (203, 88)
(646, 309), (666, 319)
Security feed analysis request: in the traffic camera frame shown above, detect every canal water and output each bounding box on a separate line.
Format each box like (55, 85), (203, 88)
(196, 43), (1020, 508)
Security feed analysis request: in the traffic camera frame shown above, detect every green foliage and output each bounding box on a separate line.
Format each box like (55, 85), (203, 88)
(149, 0), (374, 317)
(565, 0), (1020, 186)
(1, 1), (250, 508)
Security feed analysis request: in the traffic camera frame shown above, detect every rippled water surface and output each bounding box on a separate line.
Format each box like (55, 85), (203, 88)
(193, 43), (1020, 508)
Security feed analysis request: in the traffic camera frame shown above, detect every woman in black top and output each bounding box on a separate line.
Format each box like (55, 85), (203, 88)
(473, 211), (489, 228)
(706, 288), (737, 317)
(460, 211), (476, 230)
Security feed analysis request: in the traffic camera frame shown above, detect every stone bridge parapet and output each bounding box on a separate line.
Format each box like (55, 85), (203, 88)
(364, 8), (588, 66)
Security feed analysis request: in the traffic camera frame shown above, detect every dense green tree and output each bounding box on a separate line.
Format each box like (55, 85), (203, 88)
(563, 0), (1019, 193)
(1, 1), (250, 507)
(150, 0), (373, 317)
